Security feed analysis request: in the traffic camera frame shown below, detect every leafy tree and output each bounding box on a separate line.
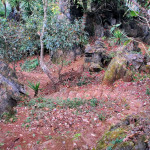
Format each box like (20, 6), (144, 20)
(1, 0), (6, 17)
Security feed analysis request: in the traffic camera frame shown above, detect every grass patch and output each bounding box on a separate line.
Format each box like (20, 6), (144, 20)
(24, 97), (103, 112)
(0, 110), (17, 122)
(26, 97), (87, 110)
(146, 88), (150, 95)
(77, 76), (91, 86)
(21, 58), (39, 72)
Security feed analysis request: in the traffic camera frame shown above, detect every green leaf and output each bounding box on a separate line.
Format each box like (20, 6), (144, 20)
(124, 39), (131, 46)
(129, 11), (139, 17)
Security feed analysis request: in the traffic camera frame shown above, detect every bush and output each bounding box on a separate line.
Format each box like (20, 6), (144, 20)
(44, 16), (88, 53)
(21, 59), (39, 72)
(0, 1), (88, 64)
(0, 18), (38, 62)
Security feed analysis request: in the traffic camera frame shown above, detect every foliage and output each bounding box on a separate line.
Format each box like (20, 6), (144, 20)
(26, 97), (86, 110)
(77, 76), (90, 86)
(0, 0), (88, 66)
(0, 18), (38, 62)
(110, 24), (128, 45)
(146, 88), (150, 96)
(89, 98), (98, 107)
(132, 72), (150, 82)
(21, 58), (39, 72)
(73, 133), (81, 141)
(96, 128), (126, 150)
(0, 1), (5, 17)
(44, 16), (88, 53)
(27, 81), (40, 97)
(98, 113), (106, 121)
(25, 97), (102, 111)
(0, 110), (17, 122)
(0, 143), (4, 146)
(107, 138), (123, 150)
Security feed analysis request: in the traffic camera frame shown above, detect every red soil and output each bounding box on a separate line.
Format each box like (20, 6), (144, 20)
(0, 51), (150, 149)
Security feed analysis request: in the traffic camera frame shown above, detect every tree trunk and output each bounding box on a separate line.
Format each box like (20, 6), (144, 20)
(2, 0), (6, 18)
(40, 0), (57, 86)
(4, 2), (6, 18)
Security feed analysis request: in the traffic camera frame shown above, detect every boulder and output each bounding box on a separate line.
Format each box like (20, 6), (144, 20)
(142, 62), (150, 74)
(95, 25), (104, 38)
(125, 53), (144, 71)
(89, 62), (103, 72)
(143, 33), (150, 45)
(84, 40), (111, 72)
(0, 60), (25, 116)
(96, 116), (150, 150)
(103, 56), (133, 85)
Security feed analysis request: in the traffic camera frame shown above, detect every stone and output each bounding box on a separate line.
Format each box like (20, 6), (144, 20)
(0, 60), (25, 116)
(104, 29), (112, 38)
(89, 63), (103, 72)
(125, 53), (144, 71)
(103, 56), (133, 85)
(137, 24), (149, 37)
(85, 44), (93, 53)
(144, 63), (150, 74)
(95, 25), (104, 38)
(84, 40), (112, 72)
(144, 33), (150, 45)
(114, 141), (134, 150)
(134, 136), (148, 150)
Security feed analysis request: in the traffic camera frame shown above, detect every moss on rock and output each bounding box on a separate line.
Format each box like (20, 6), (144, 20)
(145, 64), (150, 74)
(103, 56), (132, 85)
(96, 128), (127, 150)
(114, 141), (134, 150)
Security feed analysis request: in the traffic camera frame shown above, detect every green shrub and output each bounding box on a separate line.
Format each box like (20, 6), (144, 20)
(146, 88), (150, 95)
(77, 76), (89, 86)
(110, 24), (128, 45)
(45, 16), (88, 53)
(21, 59), (39, 72)
(89, 98), (98, 107)
(27, 81), (40, 97)
(98, 113), (106, 121)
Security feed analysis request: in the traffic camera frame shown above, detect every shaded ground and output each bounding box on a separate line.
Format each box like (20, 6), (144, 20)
(0, 43), (150, 149)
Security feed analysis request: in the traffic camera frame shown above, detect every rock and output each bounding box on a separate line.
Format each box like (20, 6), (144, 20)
(104, 29), (112, 38)
(134, 136), (148, 150)
(95, 25), (104, 37)
(144, 63), (150, 74)
(51, 50), (64, 63)
(0, 60), (25, 116)
(104, 22), (110, 29)
(125, 54), (144, 71)
(137, 24), (149, 37)
(85, 44), (93, 53)
(129, 29), (138, 38)
(132, 41), (141, 52)
(0, 60), (17, 79)
(114, 141), (134, 150)
(96, 128), (127, 150)
(120, 41), (141, 53)
(89, 63), (103, 72)
(84, 40), (111, 72)
(103, 56), (132, 85)
(7, 11), (21, 22)
(143, 33), (150, 45)
(110, 18), (116, 26)
(94, 40), (105, 49)
(96, 116), (150, 150)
